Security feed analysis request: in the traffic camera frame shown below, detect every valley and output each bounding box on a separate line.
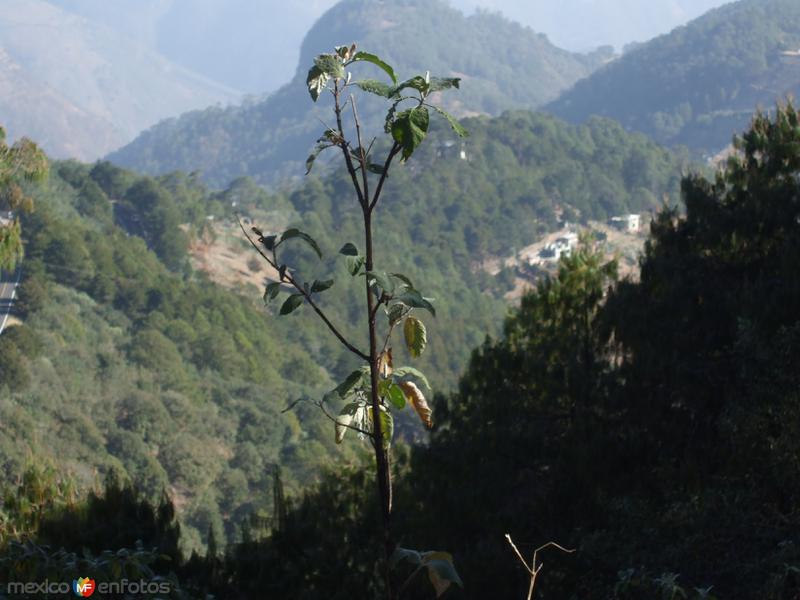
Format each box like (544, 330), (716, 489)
(1, 1), (799, 598)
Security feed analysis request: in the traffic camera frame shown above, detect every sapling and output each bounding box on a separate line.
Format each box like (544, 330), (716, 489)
(242, 44), (466, 598)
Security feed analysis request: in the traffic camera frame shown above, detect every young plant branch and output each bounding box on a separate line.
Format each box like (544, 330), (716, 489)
(246, 44), (468, 599)
(333, 82), (366, 210)
(238, 219), (369, 361)
(369, 142), (401, 213)
(318, 399), (375, 439)
(350, 95), (370, 203)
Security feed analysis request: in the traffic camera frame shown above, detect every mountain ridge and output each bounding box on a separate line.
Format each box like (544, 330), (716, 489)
(545, 0), (800, 155)
(107, 0), (611, 187)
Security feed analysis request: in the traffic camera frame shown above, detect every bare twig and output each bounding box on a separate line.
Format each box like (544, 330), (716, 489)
(351, 95), (370, 205)
(506, 534), (534, 576)
(283, 270), (370, 360)
(237, 217), (278, 268)
(505, 534), (575, 600)
(333, 81), (366, 210)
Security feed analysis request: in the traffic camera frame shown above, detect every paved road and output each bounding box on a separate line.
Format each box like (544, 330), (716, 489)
(0, 267), (21, 336)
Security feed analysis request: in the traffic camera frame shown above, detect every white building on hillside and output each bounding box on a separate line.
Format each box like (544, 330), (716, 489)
(539, 231), (579, 262)
(608, 214), (641, 233)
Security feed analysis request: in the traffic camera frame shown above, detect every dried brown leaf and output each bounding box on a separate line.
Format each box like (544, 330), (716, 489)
(399, 381), (433, 429)
(378, 348), (393, 378)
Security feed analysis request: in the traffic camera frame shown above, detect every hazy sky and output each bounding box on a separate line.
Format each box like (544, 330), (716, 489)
(260, 0), (736, 53)
(48, 0), (736, 92)
(449, 0), (734, 51)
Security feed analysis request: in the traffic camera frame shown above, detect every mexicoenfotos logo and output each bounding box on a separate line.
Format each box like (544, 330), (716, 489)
(72, 577), (96, 597)
(4, 577), (170, 596)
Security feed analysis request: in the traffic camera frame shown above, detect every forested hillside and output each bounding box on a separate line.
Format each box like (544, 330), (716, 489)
(108, 0), (612, 187)
(547, 0), (800, 156)
(5, 104), (798, 599)
(0, 165), (362, 551)
(0, 109), (688, 554)
(4, 3), (799, 598)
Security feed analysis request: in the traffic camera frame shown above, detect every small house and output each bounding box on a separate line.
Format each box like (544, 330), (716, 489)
(608, 214), (641, 233)
(539, 231), (579, 262)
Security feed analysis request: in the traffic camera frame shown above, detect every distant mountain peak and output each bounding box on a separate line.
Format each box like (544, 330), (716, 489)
(109, 0), (608, 187)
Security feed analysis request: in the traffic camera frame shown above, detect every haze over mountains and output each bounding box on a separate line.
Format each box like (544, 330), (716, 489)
(107, 0), (612, 187)
(46, 0), (734, 92)
(109, 0), (800, 185)
(452, 0), (732, 52)
(0, 0), (240, 161)
(1, 0), (742, 165)
(546, 0), (800, 155)
(47, 0), (340, 94)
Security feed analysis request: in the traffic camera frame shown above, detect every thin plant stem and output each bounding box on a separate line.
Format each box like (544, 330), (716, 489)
(505, 534), (575, 600)
(238, 219), (368, 361)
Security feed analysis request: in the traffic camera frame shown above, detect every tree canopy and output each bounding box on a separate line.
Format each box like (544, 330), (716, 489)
(0, 127), (47, 270)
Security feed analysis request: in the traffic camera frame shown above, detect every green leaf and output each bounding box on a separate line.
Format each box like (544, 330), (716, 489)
(306, 65), (329, 102)
(393, 366), (432, 390)
(339, 242), (359, 256)
(371, 407), (394, 450)
(428, 77), (461, 92)
(390, 272), (415, 290)
(428, 104), (469, 138)
(314, 54), (345, 79)
(306, 141), (333, 174)
(349, 51), (397, 84)
(279, 294), (304, 315)
(394, 289), (436, 316)
(385, 383), (406, 410)
(331, 369), (368, 400)
(346, 255), (366, 276)
(354, 79), (393, 98)
(263, 282), (281, 304)
(260, 235), (277, 251)
(387, 303), (406, 325)
(391, 106), (430, 162)
(391, 76), (428, 98)
(335, 402), (361, 443)
(403, 316), (427, 358)
(366, 271), (395, 295)
(367, 163), (385, 175)
(320, 129), (341, 143)
(311, 279), (334, 293)
(280, 228), (322, 259)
